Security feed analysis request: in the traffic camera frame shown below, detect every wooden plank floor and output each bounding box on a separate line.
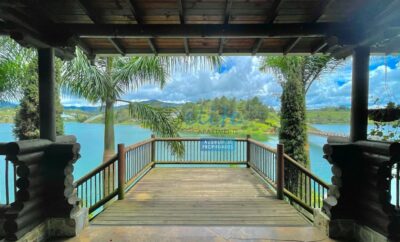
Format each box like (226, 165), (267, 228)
(92, 168), (310, 226)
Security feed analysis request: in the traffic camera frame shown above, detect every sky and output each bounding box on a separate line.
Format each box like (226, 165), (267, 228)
(61, 55), (400, 109)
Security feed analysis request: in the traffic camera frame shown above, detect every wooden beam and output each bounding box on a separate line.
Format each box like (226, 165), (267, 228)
(184, 38), (189, 55)
(147, 38), (157, 55)
(311, 40), (328, 54)
(126, 0), (142, 24)
(176, 0), (189, 55)
(109, 38), (125, 55)
(68, 23), (353, 39)
(77, 0), (101, 24)
(311, 0), (335, 22)
(266, 0), (284, 23)
(350, 46), (370, 142)
(177, 0), (185, 24)
(252, 38), (264, 55)
(218, 38), (225, 55)
(38, 48), (56, 141)
(218, 0), (233, 56)
(283, 37), (302, 55)
(224, 0), (233, 24)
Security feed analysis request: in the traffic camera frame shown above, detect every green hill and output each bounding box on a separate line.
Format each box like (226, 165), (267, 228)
(307, 107), (350, 124)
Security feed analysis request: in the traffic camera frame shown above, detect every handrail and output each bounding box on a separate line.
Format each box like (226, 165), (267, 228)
(74, 155), (118, 186)
(75, 136), (330, 219)
(284, 154), (329, 189)
(247, 139), (329, 215)
(125, 139), (153, 152)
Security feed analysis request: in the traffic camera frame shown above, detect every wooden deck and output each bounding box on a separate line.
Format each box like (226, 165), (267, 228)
(92, 167), (310, 226)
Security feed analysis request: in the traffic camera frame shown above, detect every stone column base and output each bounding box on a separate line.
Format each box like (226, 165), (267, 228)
(313, 209), (393, 242)
(47, 208), (89, 237)
(11, 208), (88, 242)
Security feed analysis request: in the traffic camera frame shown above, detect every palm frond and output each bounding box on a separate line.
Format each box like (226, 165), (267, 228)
(0, 37), (36, 101)
(113, 56), (168, 93)
(126, 101), (184, 156)
(61, 49), (113, 103)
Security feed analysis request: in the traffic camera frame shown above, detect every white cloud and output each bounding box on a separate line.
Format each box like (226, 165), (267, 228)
(61, 56), (400, 109)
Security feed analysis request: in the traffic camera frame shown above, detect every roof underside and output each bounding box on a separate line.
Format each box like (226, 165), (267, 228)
(0, 0), (399, 59)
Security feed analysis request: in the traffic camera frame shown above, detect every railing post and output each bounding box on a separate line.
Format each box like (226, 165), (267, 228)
(246, 134), (251, 165)
(151, 134), (155, 163)
(117, 143), (126, 200)
(276, 143), (284, 200)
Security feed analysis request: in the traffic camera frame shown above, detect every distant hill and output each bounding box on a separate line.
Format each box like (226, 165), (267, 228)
(307, 107), (350, 124)
(63, 106), (100, 113)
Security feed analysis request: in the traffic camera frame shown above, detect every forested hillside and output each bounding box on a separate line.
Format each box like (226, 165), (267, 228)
(179, 96), (279, 139)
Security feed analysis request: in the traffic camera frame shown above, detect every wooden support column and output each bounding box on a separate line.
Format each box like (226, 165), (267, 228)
(246, 135), (251, 165)
(151, 134), (156, 162)
(350, 46), (370, 142)
(117, 144), (126, 200)
(38, 48), (56, 142)
(276, 144), (284, 200)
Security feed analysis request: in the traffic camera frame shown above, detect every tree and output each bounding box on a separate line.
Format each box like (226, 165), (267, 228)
(260, 56), (340, 167)
(62, 50), (221, 161)
(13, 59), (64, 140)
(0, 37), (64, 140)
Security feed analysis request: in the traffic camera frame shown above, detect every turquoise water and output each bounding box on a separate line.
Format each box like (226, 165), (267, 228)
(0, 122), (333, 183)
(0, 122), (396, 205)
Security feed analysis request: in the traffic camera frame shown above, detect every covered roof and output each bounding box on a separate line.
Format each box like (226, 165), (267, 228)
(0, 0), (399, 59)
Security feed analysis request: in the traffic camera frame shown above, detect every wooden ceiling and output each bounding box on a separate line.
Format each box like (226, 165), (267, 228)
(0, 0), (399, 58)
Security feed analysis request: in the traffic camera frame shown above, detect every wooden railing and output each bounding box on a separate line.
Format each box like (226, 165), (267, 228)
(153, 137), (247, 164)
(75, 136), (329, 217)
(248, 139), (329, 214)
(74, 138), (154, 214)
(74, 155), (119, 213)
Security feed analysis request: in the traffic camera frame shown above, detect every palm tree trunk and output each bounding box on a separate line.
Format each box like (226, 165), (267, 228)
(103, 100), (115, 162)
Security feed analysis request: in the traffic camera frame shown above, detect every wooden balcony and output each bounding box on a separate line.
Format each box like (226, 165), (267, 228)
(67, 137), (334, 241)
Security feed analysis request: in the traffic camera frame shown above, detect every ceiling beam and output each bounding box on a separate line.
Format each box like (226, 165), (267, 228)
(219, 0), (233, 56)
(147, 38), (158, 55)
(67, 23), (354, 40)
(252, 38), (264, 55)
(310, 0), (335, 22)
(251, 0), (283, 55)
(176, 0), (189, 55)
(283, 37), (302, 55)
(77, 0), (101, 24)
(126, 0), (142, 24)
(285, 0), (334, 55)
(266, 0), (284, 24)
(311, 40), (328, 54)
(109, 38), (125, 55)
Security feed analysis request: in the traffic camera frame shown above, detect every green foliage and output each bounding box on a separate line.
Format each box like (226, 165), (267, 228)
(179, 96), (279, 139)
(13, 59), (64, 140)
(279, 78), (308, 165)
(13, 62), (40, 139)
(0, 37), (35, 101)
(307, 107), (350, 124)
(260, 55), (340, 168)
(62, 50), (221, 158)
(370, 102), (400, 142)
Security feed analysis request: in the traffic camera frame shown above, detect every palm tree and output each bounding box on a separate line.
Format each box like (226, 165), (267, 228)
(62, 50), (221, 161)
(259, 56), (341, 166)
(259, 56), (340, 197)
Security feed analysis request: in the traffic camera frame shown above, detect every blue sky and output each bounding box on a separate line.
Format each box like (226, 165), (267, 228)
(62, 55), (400, 109)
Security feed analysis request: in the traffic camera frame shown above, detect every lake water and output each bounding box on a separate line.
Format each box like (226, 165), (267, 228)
(0, 122), (396, 204)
